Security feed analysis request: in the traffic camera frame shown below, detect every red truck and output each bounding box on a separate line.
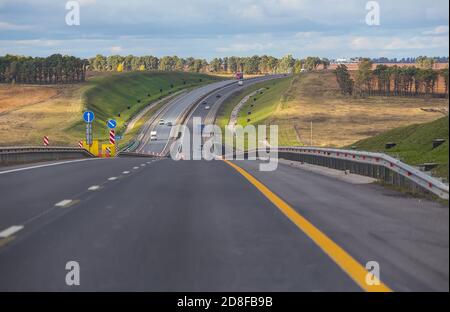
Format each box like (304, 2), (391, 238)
(236, 72), (244, 86)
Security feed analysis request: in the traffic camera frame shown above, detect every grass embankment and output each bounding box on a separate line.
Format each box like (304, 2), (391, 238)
(217, 71), (448, 147)
(215, 77), (293, 146)
(0, 71), (223, 146)
(74, 71), (223, 144)
(351, 116), (449, 180)
(119, 92), (183, 149)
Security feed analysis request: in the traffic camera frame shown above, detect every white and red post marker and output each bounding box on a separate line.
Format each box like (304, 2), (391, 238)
(43, 136), (49, 146)
(109, 130), (115, 145)
(78, 141), (83, 148)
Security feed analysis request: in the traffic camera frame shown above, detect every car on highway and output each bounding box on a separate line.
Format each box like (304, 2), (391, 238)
(158, 119), (165, 125)
(205, 106), (210, 110)
(150, 131), (157, 140)
(202, 100), (207, 105)
(216, 94), (221, 98)
(166, 121), (173, 126)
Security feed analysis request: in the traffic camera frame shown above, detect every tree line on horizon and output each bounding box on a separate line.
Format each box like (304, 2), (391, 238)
(88, 54), (331, 75)
(0, 53), (448, 89)
(0, 53), (331, 84)
(370, 56), (448, 64)
(0, 54), (89, 84)
(335, 56), (449, 98)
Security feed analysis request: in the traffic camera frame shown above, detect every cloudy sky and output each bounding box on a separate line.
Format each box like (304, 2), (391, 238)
(0, 0), (448, 59)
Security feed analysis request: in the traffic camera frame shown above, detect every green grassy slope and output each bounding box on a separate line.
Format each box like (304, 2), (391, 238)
(216, 77), (292, 129)
(68, 71), (223, 143)
(351, 116), (449, 180)
(215, 77), (294, 148)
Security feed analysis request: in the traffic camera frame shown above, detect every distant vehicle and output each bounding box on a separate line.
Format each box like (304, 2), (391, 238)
(238, 80), (243, 86)
(158, 119), (165, 125)
(205, 106), (210, 110)
(216, 94), (221, 98)
(166, 121), (173, 126)
(235, 72), (244, 80)
(202, 100), (207, 105)
(150, 131), (157, 140)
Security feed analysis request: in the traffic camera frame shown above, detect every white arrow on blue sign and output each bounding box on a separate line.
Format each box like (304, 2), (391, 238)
(107, 119), (117, 129)
(83, 111), (95, 123)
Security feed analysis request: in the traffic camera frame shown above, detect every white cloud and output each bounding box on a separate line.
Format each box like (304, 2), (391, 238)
(216, 42), (272, 53)
(110, 46), (123, 53)
(78, 0), (97, 5)
(422, 25), (449, 35)
(0, 21), (33, 30)
(229, 4), (265, 20)
(350, 35), (449, 50)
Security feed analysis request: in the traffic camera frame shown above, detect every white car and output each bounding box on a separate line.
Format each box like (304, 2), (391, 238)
(205, 106), (210, 110)
(150, 131), (157, 140)
(166, 121), (173, 126)
(158, 119), (165, 125)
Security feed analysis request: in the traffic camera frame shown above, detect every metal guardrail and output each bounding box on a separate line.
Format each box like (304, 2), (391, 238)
(249, 146), (448, 200)
(118, 151), (164, 158)
(0, 146), (95, 165)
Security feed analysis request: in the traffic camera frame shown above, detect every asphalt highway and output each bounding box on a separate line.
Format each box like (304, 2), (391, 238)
(135, 80), (233, 155)
(0, 78), (448, 291)
(135, 75), (283, 155)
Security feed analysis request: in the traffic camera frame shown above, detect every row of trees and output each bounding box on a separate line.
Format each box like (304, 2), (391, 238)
(371, 56), (448, 64)
(0, 54), (89, 84)
(2, 53), (325, 84)
(335, 58), (449, 97)
(88, 54), (332, 75)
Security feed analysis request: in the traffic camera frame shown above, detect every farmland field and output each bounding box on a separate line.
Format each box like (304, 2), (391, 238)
(0, 71), (223, 146)
(219, 71), (448, 147)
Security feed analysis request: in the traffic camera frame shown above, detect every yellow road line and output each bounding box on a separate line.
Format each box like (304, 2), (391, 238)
(223, 159), (392, 292)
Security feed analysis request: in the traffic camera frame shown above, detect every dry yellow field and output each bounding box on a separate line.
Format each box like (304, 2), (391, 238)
(0, 84), (88, 146)
(268, 72), (449, 147)
(0, 85), (59, 113)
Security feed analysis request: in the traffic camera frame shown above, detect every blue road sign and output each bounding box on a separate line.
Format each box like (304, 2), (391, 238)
(115, 135), (122, 140)
(107, 119), (117, 129)
(83, 111), (95, 123)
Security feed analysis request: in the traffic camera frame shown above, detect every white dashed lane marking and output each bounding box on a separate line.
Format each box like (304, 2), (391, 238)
(88, 185), (100, 191)
(0, 225), (24, 238)
(133, 167), (139, 170)
(108, 177), (118, 181)
(123, 171), (130, 174)
(55, 199), (73, 207)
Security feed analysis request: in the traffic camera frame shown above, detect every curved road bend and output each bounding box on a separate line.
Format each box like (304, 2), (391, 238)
(0, 76), (447, 291)
(136, 75), (284, 155)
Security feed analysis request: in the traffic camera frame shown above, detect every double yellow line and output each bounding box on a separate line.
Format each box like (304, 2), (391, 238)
(223, 159), (392, 292)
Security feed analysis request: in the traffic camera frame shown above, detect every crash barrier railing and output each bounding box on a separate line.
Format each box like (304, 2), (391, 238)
(120, 140), (139, 153)
(0, 146), (95, 166)
(118, 151), (165, 158)
(236, 146), (449, 200)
